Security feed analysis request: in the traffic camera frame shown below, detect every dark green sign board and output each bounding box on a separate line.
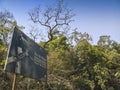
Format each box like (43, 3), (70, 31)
(4, 27), (47, 80)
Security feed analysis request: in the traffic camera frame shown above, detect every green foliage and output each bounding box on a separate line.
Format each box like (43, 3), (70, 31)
(0, 41), (6, 67)
(0, 10), (15, 45)
(69, 38), (120, 90)
(0, 22), (120, 89)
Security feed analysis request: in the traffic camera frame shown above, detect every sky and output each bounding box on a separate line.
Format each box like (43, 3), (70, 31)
(0, 0), (120, 44)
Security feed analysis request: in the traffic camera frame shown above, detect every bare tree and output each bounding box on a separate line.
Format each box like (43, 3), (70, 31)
(28, 26), (41, 41)
(28, 0), (75, 48)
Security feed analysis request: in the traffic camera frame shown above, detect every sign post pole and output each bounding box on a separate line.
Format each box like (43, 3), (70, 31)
(12, 73), (16, 90)
(39, 81), (43, 90)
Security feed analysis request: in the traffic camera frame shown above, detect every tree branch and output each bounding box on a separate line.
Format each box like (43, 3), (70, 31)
(28, 1), (75, 48)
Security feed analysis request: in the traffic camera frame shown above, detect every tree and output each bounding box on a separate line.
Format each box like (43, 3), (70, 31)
(28, 0), (75, 48)
(69, 29), (92, 45)
(40, 32), (74, 89)
(71, 39), (112, 90)
(72, 39), (96, 90)
(111, 41), (120, 54)
(0, 10), (15, 46)
(104, 49), (120, 90)
(28, 26), (41, 41)
(97, 35), (115, 49)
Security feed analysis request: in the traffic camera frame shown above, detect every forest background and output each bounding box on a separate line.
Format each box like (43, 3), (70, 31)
(0, 0), (120, 90)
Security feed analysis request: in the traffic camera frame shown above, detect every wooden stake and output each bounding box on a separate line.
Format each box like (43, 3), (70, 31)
(39, 81), (43, 90)
(12, 73), (16, 90)
(27, 79), (31, 90)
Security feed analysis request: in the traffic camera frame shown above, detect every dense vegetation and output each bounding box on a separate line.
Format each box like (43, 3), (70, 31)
(0, 3), (120, 90)
(0, 23), (120, 90)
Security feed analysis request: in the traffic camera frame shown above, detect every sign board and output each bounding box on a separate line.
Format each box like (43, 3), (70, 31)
(4, 27), (47, 80)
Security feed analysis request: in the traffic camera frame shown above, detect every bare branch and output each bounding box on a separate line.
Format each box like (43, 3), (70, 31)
(28, 0), (75, 48)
